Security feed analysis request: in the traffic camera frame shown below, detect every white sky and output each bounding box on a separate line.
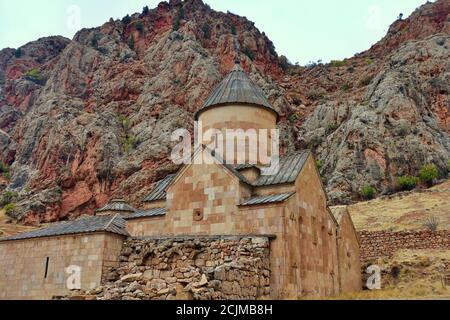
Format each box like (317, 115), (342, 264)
(0, 0), (432, 65)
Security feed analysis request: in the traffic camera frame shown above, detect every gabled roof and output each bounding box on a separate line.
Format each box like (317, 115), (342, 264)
(122, 208), (166, 220)
(240, 192), (295, 206)
(0, 215), (129, 242)
(195, 64), (279, 120)
(143, 174), (177, 202)
(253, 150), (311, 186)
(95, 199), (136, 213)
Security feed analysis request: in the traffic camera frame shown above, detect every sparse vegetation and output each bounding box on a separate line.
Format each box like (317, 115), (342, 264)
(90, 35), (99, 49)
(330, 60), (345, 68)
(347, 66), (355, 73)
(118, 115), (131, 130)
(24, 68), (43, 84)
(424, 215), (439, 232)
(0, 191), (18, 208)
(447, 160), (450, 173)
(3, 203), (16, 215)
(306, 89), (325, 101)
(364, 57), (374, 65)
(326, 123), (339, 134)
(172, 7), (185, 31)
(397, 175), (419, 191)
(121, 135), (138, 154)
(242, 47), (255, 61)
(278, 55), (291, 71)
(419, 164), (439, 186)
(128, 35), (135, 50)
(316, 160), (323, 171)
(142, 6), (149, 16)
(202, 23), (211, 39)
(122, 14), (131, 25)
(341, 83), (352, 92)
(14, 48), (23, 58)
(0, 161), (9, 179)
(359, 74), (374, 87)
(135, 21), (144, 32)
(361, 185), (376, 200)
(289, 114), (298, 122)
(231, 25), (237, 35)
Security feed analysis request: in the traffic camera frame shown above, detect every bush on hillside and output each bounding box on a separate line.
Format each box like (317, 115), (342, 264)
(419, 164), (439, 186)
(397, 175), (419, 191)
(361, 185), (376, 200)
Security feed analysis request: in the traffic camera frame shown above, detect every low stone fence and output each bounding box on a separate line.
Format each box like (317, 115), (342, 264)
(359, 230), (450, 262)
(91, 235), (271, 300)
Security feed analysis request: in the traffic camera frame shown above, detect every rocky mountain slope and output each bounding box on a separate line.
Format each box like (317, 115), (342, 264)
(0, 0), (449, 224)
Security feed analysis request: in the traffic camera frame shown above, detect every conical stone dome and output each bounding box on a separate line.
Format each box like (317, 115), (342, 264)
(195, 64), (278, 120)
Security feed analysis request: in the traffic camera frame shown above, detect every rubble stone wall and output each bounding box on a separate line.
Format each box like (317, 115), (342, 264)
(359, 231), (450, 262)
(93, 236), (272, 300)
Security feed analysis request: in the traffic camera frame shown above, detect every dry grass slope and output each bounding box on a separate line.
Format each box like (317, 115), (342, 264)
(345, 179), (450, 232)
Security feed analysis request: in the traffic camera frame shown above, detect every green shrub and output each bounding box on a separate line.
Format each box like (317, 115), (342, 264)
(128, 35), (135, 50)
(135, 21), (144, 32)
(364, 57), (373, 65)
(24, 68), (42, 83)
(397, 175), (419, 191)
(202, 23), (211, 39)
(15, 48), (23, 58)
(90, 35), (99, 49)
(0, 191), (18, 207)
(0, 161), (8, 174)
(121, 135), (138, 154)
(326, 124), (339, 133)
(142, 6), (149, 15)
(330, 60), (345, 68)
(118, 115), (131, 130)
(306, 90), (325, 101)
(316, 160), (323, 171)
(122, 15), (131, 25)
(231, 25), (237, 35)
(361, 185), (376, 200)
(289, 114), (298, 122)
(419, 164), (439, 186)
(172, 7), (184, 31)
(3, 203), (16, 215)
(341, 83), (352, 92)
(242, 47), (255, 61)
(447, 160), (450, 173)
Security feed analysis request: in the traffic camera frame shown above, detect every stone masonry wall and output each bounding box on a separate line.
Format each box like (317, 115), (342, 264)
(359, 231), (450, 262)
(85, 236), (271, 300)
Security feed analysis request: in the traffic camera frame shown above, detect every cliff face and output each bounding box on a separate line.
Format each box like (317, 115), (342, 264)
(0, 0), (448, 223)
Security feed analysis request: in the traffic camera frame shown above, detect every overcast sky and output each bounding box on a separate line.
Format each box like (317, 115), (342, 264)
(0, 0), (431, 65)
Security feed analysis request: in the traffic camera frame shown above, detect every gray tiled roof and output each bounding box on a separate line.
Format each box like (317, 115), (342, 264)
(240, 192), (295, 206)
(253, 151), (311, 186)
(143, 174), (177, 202)
(95, 199), (136, 213)
(195, 64), (279, 119)
(0, 215), (129, 242)
(122, 208), (166, 220)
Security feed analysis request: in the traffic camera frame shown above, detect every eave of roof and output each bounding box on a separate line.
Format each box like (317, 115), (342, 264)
(122, 208), (166, 220)
(0, 215), (129, 242)
(95, 199), (136, 213)
(143, 174), (177, 203)
(239, 192), (295, 206)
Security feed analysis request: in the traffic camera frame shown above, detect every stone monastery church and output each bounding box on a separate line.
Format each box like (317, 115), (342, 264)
(0, 64), (361, 300)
